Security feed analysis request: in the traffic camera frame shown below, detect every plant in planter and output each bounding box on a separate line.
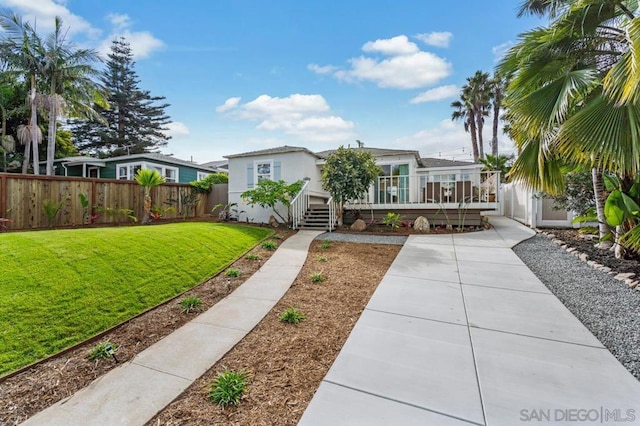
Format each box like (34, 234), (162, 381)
(382, 212), (401, 230)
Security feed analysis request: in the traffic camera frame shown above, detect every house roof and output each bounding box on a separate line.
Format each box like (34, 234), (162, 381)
(55, 153), (219, 172)
(224, 145), (320, 159)
(419, 158), (479, 168)
(315, 147), (420, 159)
(200, 159), (229, 169)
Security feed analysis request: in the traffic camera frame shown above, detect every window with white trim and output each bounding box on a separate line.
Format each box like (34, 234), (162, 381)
(197, 171), (210, 181)
(255, 161), (273, 183)
(115, 162), (179, 183)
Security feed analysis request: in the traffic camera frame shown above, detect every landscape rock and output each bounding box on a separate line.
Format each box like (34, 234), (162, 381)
(566, 247), (576, 253)
(268, 215), (279, 228)
(599, 267), (612, 273)
(626, 280), (638, 289)
(350, 219), (367, 232)
(579, 253), (589, 262)
(614, 272), (636, 281)
(413, 216), (430, 232)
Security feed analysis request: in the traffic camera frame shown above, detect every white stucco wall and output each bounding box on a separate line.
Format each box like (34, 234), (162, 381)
(227, 151), (325, 224)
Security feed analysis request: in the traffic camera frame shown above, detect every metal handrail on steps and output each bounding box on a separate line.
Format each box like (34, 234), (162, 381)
(291, 179), (310, 230)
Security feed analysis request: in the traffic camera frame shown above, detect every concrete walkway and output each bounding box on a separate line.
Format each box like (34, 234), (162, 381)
(300, 217), (640, 425)
(22, 230), (322, 426)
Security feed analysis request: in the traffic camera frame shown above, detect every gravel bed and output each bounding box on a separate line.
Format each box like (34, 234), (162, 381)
(513, 235), (640, 380)
(315, 232), (408, 245)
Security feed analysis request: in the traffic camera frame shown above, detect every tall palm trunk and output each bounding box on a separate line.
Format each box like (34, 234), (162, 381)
(46, 78), (56, 176)
(491, 101), (500, 157)
(591, 168), (612, 249)
(29, 75), (39, 175)
(468, 109), (479, 161)
(476, 111), (485, 159)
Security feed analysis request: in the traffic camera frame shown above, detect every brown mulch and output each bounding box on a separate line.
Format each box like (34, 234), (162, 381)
(146, 241), (400, 425)
(0, 228), (295, 426)
(548, 229), (640, 276)
(336, 224), (486, 236)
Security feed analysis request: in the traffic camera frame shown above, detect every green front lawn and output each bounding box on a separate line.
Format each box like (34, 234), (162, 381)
(0, 222), (272, 376)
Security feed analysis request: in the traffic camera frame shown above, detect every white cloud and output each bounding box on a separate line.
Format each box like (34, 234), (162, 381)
(492, 41), (514, 62)
(314, 35), (452, 90)
(106, 12), (130, 30)
(164, 121), (190, 138)
(362, 35), (418, 56)
(410, 84), (458, 104)
(414, 32), (453, 48)
(224, 94), (355, 143)
(336, 51), (451, 89)
(216, 97), (242, 113)
(307, 63), (338, 75)
(97, 13), (164, 59)
(0, 0), (100, 37)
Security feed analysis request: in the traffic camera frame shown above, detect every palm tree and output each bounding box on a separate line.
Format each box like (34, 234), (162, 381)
(490, 72), (507, 157)
(0, 12), (43, 175)
(40, 17), (103, 176)
(467, 71), (492, 159)
(451, 86), (480, 161)
(500, 0), (640, 252)
(479, 154), (513, 183)
(135, 169), (166, 224)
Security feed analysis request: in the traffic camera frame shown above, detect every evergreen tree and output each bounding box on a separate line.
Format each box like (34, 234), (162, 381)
(72, 37), (171, 156)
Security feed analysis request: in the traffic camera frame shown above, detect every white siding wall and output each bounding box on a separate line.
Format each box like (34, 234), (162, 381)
(501, 182), (576, 228)
(228, 151), (325, 224)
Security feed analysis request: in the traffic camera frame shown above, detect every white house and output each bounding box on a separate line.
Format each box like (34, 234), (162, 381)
(225, 145), (500, 228)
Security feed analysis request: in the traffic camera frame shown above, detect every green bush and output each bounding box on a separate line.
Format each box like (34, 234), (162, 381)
(209, 368), (248, 407)
(317, 255), (329, 262)
(261, 240), (277, 250)
(311, 273), (326, 283)
(88, 341), (117, 360)
(179, 296), (203, 313)
(191, 173), (229, 194)
(246, 254), (260, 260)
(280, 307), (307, 324)
(320, 240), (331, 249)
(382, 212), (401, 229)
(225, 268), (241, 277)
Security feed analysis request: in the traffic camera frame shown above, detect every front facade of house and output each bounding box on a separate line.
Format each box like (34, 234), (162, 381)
(226, 145), (500, 226)
(49, 153), (225, 184)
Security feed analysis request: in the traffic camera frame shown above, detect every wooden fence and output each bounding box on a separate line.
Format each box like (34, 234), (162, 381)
(0, 173), (228, 231)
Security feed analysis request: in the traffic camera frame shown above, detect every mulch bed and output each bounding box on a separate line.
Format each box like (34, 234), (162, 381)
(147, 240), (400, 425)
(336, 224), (486, 236)
(0, 228), (295, 426)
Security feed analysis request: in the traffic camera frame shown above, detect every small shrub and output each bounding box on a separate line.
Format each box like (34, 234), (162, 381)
(88, 341), (117, 360)
(318, 255), (329, 262)
(209, 368), (248, 408)
(320, 240), (331, 249)
(280, 307), (307, 324)
(261, 240), (277, 250)
(311, 273), (326, 283)
(246, 254), (260, 260)
(578, 226), (599, 235)
(272, 234), (283, 240)
(179, 296), (203, 313)
(225, 268), (241, 277)
(382, 212), (401, 229)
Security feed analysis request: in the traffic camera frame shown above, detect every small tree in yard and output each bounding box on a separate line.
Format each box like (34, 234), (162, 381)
(241, 179), (303, 225)
(135, 169), (165, 224)
(321, 146), (381, 225)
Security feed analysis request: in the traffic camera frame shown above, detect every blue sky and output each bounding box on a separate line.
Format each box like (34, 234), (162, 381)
(1, 0), (541, 163)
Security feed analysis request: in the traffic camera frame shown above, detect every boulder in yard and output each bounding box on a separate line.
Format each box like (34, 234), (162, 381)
(413, 216), (430, 232)
(350, 219), (367, 231)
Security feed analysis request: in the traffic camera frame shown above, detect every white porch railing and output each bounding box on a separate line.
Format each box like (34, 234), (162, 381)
(291, 179), (310, 230)
(349, 171), (501, 207)
(327, 196), (337, 232)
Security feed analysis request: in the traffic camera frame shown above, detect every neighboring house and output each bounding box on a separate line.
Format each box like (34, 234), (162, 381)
(48, 153), (226, 184)
(225, 145), (500, 228)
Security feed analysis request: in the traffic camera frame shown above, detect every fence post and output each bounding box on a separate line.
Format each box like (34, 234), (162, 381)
(1, 174), (6, 218)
